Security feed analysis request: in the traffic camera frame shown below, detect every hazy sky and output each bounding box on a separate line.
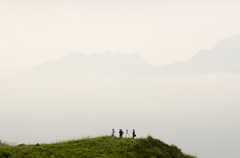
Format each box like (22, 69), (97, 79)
(1, 0), (240, 74)
(1, 1), (240, 158)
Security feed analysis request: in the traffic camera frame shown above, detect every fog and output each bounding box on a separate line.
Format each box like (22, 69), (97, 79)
(2, 0), (240, 75)
(1, 1), (240, 158)
(1, 35), (240, 157)
(1, 39), (240, 157)
(1, 67), (240, 157)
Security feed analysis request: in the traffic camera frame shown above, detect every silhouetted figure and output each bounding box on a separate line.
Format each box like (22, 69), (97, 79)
(125, 129), (129, 138)
(112, 129), (115, 138)
(119, 129), (124, 139)
(132, 129), (136, 139)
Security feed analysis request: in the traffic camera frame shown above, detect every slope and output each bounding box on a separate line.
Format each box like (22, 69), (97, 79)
(0, 136), (195, 158)
(23, 52), (158, 78)
(158, 33), (240, 75)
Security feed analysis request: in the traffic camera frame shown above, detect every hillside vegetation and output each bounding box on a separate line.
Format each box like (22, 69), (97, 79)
(0, 136), (195, 158)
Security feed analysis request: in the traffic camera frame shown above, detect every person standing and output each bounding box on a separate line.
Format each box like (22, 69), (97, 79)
(112, 129), (115, 138)
(132, 129), (136, 139)
(119, 129), (124, 139)
(125, 129), (129, 138)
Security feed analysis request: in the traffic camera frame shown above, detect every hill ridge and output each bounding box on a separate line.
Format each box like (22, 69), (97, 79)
(0, 136), (195, 158)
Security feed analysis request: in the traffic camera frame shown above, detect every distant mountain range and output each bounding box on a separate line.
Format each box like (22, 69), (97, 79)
(24, 51), (158, 77)
(24, 33), (240, 77)
(158, 33), (240, 75)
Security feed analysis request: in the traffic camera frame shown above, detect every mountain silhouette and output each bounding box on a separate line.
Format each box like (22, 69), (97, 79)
(158, 33), (240, 75)
(24, 51), (158, 78)
(24, 33), (240, 77)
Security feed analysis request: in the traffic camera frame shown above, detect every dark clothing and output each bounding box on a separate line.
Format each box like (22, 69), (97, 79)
(132, 130), (136, 139)
(119, 129), (124, 139)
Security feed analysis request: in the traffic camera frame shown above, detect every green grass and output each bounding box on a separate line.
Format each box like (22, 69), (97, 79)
(0, 136), (196, 158)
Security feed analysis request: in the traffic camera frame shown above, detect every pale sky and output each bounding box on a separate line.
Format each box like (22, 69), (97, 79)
(1, 0), (240, 75)
(1, 1), (240, 158)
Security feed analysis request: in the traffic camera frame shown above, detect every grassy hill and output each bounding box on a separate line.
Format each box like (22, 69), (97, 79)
(0, 136), (195, 158)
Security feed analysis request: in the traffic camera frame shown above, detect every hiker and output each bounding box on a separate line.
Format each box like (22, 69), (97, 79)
(125, 129), (129, 138)
(132, 129), (136, 139)
(112, 129), (115, 138)
(119, 129), (124, 139)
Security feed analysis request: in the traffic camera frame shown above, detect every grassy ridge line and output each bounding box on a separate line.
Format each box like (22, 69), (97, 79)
(0, 136), (196, 158)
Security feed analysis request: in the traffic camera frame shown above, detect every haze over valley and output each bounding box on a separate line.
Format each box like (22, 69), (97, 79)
(1, 34), (240, 158)
(1, 1), (240, 158)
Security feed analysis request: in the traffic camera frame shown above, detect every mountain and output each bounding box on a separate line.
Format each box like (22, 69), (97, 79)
(23, 33), (240, 77)
(24, 52), (157, 78)
(158, 34), (240, 75)
(0, 136), (195, 158)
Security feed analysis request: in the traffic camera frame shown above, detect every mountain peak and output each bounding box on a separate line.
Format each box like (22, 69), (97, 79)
(158, 33), (240, 75)
(24, 52), (157, 77)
